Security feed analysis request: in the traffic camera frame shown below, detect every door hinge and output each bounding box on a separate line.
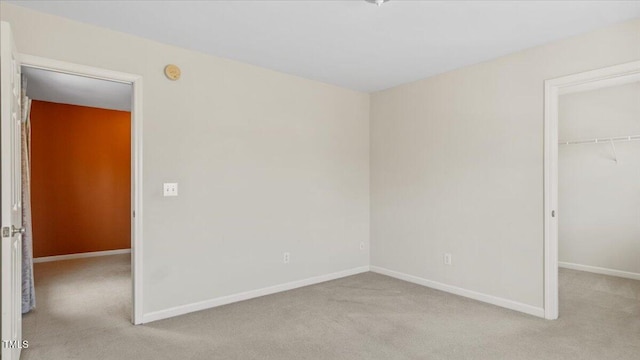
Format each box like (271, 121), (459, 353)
(133, 211), (135, 218)
(2, 227), (9, 238)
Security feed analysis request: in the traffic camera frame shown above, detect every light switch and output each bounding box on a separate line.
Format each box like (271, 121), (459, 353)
(163, 183), (178, 197)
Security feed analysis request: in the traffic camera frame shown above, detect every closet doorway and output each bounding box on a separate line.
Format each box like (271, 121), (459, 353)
(544, 60), (640, 320)
(19, 56), (144, 326)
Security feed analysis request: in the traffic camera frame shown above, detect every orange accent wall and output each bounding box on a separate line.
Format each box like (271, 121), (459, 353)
(30, 101), (131, 258)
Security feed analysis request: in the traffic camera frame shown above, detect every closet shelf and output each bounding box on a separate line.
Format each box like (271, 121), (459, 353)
(558, 135), (640, 146)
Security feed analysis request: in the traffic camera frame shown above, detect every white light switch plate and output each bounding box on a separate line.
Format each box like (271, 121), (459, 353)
(163, 183), (178, 197)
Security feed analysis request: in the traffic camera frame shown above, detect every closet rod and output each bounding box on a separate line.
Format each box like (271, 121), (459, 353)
(558, 135), (640, 146)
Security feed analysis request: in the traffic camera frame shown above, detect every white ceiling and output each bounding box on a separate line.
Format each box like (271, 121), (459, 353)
(23, 67), (132, 111)
(11, 1), (640, 92)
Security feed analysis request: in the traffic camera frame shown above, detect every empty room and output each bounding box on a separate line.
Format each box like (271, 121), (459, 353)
(0, 1), (638, 360)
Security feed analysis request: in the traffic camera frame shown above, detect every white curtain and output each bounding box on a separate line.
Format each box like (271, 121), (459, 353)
(21, 75), (35, 313)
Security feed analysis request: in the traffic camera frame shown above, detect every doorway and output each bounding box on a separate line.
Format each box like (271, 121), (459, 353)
(20, 55), (144, 325)
(543, 60), (640, 319)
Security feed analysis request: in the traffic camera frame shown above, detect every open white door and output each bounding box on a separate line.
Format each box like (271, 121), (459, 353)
(0, 21), (24, 360)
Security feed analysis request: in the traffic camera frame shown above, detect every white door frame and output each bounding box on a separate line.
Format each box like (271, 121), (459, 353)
(543, 60), (640, 320)
(20, 54), (145, 325)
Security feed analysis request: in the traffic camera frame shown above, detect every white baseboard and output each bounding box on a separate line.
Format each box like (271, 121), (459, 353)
(370, 266), (545, 318)
(559, 261), (640, 281)
(142, 265), (370, 324)
(33, 248), (131, 263)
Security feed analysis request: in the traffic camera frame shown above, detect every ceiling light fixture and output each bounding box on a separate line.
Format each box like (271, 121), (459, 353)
(365, 0), (390, 7)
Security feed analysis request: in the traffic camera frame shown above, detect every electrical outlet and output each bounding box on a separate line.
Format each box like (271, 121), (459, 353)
(163, 183), (178, 197)
(360, 242), (365, 250)
(444, 253), (452, 266)
(283, 252), (290, 264)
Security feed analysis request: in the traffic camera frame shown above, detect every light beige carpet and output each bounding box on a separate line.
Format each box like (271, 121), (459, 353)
(21, 254), (640, 359)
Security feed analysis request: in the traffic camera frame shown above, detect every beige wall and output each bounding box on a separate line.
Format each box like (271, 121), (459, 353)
(370, 19), (640, 309)
(559, 82), (640, 274)
(0, 3), (370, 316)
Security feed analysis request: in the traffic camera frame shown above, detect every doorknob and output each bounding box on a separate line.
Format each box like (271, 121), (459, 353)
(11, 225), (25, 236)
